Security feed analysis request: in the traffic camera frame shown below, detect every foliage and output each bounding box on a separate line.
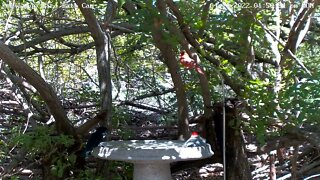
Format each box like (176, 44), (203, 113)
(0, 0), (319, 178)
(108, 161), (134, 180)
(10, 126), (75, 178)
(280, 72), (320, 126)
(12, 126), (74, 154)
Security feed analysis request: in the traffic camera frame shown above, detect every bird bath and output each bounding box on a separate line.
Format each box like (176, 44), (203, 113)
(92, 140), (214, 180)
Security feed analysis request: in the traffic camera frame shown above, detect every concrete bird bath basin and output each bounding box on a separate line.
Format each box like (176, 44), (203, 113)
(92, 139), (214, 180)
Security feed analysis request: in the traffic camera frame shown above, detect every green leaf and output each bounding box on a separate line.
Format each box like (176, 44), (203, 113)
(118, 0), (126, 8)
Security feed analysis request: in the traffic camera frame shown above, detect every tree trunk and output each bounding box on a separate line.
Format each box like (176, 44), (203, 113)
(75, 0), (113, 129)
(75, 0), (116, 177)
(213, 99), (252, 180)
(150, 1), (190, 140)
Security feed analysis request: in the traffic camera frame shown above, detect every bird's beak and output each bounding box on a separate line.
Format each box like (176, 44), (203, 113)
(102, 131), (108, 138)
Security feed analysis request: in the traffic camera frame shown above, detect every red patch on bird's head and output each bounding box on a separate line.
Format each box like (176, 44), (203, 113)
(191, 132), (199, 136)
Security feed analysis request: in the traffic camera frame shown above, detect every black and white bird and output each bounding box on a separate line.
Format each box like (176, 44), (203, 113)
(83, 126), (108, 157)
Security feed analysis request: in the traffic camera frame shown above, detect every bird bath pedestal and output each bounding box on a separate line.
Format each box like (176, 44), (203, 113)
(92, 140), (214, 180)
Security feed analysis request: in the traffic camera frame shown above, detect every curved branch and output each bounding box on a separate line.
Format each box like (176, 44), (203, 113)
(75, 0), (114, 129)
(152, 0), (190, 140)
(9, 26), (89, 52)
(0, 41), (76, 136)
(285, 1), (318, 53)
(9, 23), (136, 54)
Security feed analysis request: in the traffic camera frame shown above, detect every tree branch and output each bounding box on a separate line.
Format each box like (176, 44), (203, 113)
(120, 101), (170, 114)
(0, 41), (76, 136)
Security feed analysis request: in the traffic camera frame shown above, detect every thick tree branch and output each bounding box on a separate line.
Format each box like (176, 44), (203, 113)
(75, 0), (114, 129)
(120, 101), (170, 114)
(9, 23), (136, 54)
(75, 0), (105, 45)
(75, 111), (107, 135)
(165, 0), (212, 118)
(253, 12), (312, 75)
(30, 10), (81, 48)
(132, 88), (175, 101)
(152, 0), (190, 140)
(285, 0), (317, 53)
(0, 41), (76, 136)
(9, 26), (89, 52)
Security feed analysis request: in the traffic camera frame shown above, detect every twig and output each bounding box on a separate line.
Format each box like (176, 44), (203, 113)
(269, 153), (276, 180)
(291, 145), (299, 179)
(304, 173), (320, 180)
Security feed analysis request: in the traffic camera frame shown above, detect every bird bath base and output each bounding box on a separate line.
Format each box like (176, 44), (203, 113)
(134, 162), (171, 180)
(92, 140), (213, 180)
